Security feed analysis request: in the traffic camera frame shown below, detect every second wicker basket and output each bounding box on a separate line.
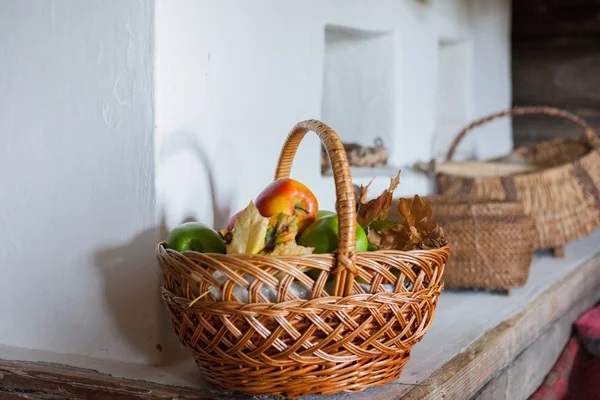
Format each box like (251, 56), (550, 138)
(438, 106), (600, 257)
(420, 195), (535, 294)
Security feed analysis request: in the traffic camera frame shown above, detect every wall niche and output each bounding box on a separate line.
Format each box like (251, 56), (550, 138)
(321, 24), (395, 176)
(433, 39), (473, 161)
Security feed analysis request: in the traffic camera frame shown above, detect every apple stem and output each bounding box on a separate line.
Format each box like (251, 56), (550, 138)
(294, 205), (309, 214)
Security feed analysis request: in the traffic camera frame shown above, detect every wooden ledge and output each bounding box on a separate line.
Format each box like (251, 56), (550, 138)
(0, 359), (224, 400)
(401, 251), (600, 400)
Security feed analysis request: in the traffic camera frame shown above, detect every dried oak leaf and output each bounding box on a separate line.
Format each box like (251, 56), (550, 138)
(356, 171), (401, 229)
(367, 228), (382, 247)
(367, 219), (398, 247)
(379, 195), (446, 251)
(226, 202), (269, 254)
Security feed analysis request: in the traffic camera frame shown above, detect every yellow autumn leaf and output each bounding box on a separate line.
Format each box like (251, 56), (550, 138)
(226, 201), (269, 254)
(267, 241), (314, 256)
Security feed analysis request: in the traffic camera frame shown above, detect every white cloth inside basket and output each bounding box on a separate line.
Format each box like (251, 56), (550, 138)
(191, 271), (397, 303)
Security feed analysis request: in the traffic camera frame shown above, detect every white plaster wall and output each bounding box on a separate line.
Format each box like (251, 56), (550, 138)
(469, 0), (513, 161)
(0, 0), (167, 365)
(156, 0), (513, 231)
(433, 40), (474, 160)
(322, 27), (395, 147)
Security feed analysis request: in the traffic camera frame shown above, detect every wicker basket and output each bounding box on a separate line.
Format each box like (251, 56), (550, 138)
(321, 137), (389, 173)
(418, 195), (535, 293)
(438, 106), (600, 256)
(157, 120), (450, 398)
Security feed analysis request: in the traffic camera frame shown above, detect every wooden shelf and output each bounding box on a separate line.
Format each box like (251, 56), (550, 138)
(322, 166), (434, 199)
(322, 166), (404, 178)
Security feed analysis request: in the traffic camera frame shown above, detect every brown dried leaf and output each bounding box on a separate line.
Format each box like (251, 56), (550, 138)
(370, 219), (397, 233)
(358, 177), (374, 205)
(382, 171), (401, 215)
(380, 195), (446, 251)
(356, 171), (401, 229)
(379, 227), (413, 251)
(367, 227), (382, 247)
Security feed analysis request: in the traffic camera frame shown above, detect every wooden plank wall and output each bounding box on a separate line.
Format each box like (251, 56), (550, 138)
(512, 0), (600, 148)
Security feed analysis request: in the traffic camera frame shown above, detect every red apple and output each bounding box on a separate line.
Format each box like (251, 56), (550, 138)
(255, 178), (318, 232)
(226, 210), (243, 231)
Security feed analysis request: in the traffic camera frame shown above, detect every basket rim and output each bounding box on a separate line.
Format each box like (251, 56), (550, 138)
(422, 195), (526, 206)
(157, 242), (450, 306)
(439, 141), (598, 182)
(156, 241), (451, 260)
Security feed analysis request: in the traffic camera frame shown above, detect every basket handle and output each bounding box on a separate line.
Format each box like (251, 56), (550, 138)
(275, 120), (357, 297)
(445, 106), (599, 162)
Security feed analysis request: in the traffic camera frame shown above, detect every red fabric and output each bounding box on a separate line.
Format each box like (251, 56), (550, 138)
(574, 306), (600, 358)
(531, 305), (600, 400)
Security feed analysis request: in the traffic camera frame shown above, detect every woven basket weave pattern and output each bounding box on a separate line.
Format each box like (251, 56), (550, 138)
(157, 120), (450, 397)
(158, 248), (448, 396)
(439, 106), (600, 251)
(424, 197), (535, 291)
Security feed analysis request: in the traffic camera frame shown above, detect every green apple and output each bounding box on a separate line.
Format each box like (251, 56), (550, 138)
(298, 215), (368, 254)
(166, 222), (226, 254)
(367, 243), (379, 251)
(316, 210), (336, 219)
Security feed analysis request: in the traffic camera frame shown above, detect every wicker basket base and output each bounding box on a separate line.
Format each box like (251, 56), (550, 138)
(159, 243), (449, 398)
(196, 351), (410, 397)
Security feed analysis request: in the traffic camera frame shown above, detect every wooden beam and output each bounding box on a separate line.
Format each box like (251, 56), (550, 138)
(512, 37), (600, 147)
(513, 0), (600, 39)
(0, 360), (231, 400)
(513, 38), (600, 108)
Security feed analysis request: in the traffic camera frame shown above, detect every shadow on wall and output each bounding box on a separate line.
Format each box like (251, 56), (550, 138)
(93, 131), (231, 368)
(93, 224), (190, 367)
(157, 130), (233, 229)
